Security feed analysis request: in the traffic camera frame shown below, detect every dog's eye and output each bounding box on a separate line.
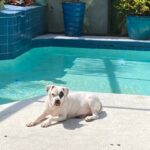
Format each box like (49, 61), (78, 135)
(51, 93), (55, 97)
(59, 91), (64, 98)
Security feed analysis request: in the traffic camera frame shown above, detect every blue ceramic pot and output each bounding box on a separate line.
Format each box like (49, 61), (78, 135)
(126, 16), (150, 40)
(62, 2), (85, 36)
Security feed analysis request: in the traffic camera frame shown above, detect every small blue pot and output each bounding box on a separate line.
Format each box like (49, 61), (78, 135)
(62, 2), (85, 36)
(126, 16), (150, 40)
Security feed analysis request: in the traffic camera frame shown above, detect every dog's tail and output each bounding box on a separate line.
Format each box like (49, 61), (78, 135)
(98, 100), (103, 114)
(89, 95), (103, 114)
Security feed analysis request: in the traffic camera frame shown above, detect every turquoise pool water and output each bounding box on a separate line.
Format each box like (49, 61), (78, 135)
(0, 47), (150, 104)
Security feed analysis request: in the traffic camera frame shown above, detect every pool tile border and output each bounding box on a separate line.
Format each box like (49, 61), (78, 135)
(0, 34), (150, 60)
(32, 35), (150, 51)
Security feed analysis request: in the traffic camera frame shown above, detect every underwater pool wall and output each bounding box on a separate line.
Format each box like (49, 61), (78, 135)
(0, 5), (47, 60)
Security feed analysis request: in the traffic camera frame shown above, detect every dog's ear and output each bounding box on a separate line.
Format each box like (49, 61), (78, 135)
(62, 87), (69, 97)
(46, 85), (55, 92)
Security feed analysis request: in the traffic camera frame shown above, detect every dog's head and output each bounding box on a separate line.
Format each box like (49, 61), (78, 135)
(46, 85), (69, 107)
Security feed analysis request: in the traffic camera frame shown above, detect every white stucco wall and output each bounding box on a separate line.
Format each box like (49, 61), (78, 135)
(47, 0), (109, 35)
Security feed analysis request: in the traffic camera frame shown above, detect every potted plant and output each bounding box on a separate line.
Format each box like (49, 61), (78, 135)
(114, 0), (150, 40)
(0, 0), (5, 10)
(62, 0), (86, 36)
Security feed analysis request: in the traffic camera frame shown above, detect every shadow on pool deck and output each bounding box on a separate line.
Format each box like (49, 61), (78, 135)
(62, 111), (107, 130)
(0, 96), (43, 122)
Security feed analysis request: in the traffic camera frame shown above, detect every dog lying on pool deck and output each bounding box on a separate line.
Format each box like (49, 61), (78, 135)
(26, 85), (103, 128)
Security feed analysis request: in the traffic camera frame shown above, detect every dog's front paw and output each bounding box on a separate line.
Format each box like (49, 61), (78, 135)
(41, 121), (51, 128)
(26, 122), (36, 127)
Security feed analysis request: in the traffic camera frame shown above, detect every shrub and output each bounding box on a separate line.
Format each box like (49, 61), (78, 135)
(114, 0), (150, 16)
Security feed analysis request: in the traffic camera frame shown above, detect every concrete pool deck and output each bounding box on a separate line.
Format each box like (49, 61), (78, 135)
(0, 93), (150, 150)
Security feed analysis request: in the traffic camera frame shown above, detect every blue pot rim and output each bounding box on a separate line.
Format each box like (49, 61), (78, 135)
(62, 2), (86, 5)
(127, 15), (150, 19)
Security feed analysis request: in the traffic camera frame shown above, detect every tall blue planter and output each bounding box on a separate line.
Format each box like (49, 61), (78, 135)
(126, 16), (150, 40)
(62, 2), (85, 36)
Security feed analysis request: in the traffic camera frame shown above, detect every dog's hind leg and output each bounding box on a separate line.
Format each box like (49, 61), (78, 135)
(85, 97), (102, 122)
(85, 113), (99, 122)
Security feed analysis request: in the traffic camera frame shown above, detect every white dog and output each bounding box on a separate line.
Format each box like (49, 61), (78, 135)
(26, 85), (103, 128)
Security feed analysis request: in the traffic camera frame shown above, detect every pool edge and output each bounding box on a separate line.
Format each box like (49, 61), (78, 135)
(32, 34), (150, 51)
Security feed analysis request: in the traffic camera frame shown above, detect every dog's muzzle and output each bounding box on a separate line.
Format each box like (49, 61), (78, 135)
(55, 99), (61, 106)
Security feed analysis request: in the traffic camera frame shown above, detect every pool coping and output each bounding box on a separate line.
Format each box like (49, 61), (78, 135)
(32, 34), (150, 51)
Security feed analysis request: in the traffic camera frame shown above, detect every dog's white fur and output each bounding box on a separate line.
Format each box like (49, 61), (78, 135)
(26, 85), (102, 128)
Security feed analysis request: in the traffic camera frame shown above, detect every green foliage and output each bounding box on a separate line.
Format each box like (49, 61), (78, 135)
(114, 0), (150, 16)
(0, 0), (4, 9)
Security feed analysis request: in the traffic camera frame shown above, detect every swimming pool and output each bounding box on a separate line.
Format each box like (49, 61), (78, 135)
(0, 47), (150, 104)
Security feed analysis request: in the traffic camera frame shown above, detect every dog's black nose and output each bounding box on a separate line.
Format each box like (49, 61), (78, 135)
(55, 99), (60, 106)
